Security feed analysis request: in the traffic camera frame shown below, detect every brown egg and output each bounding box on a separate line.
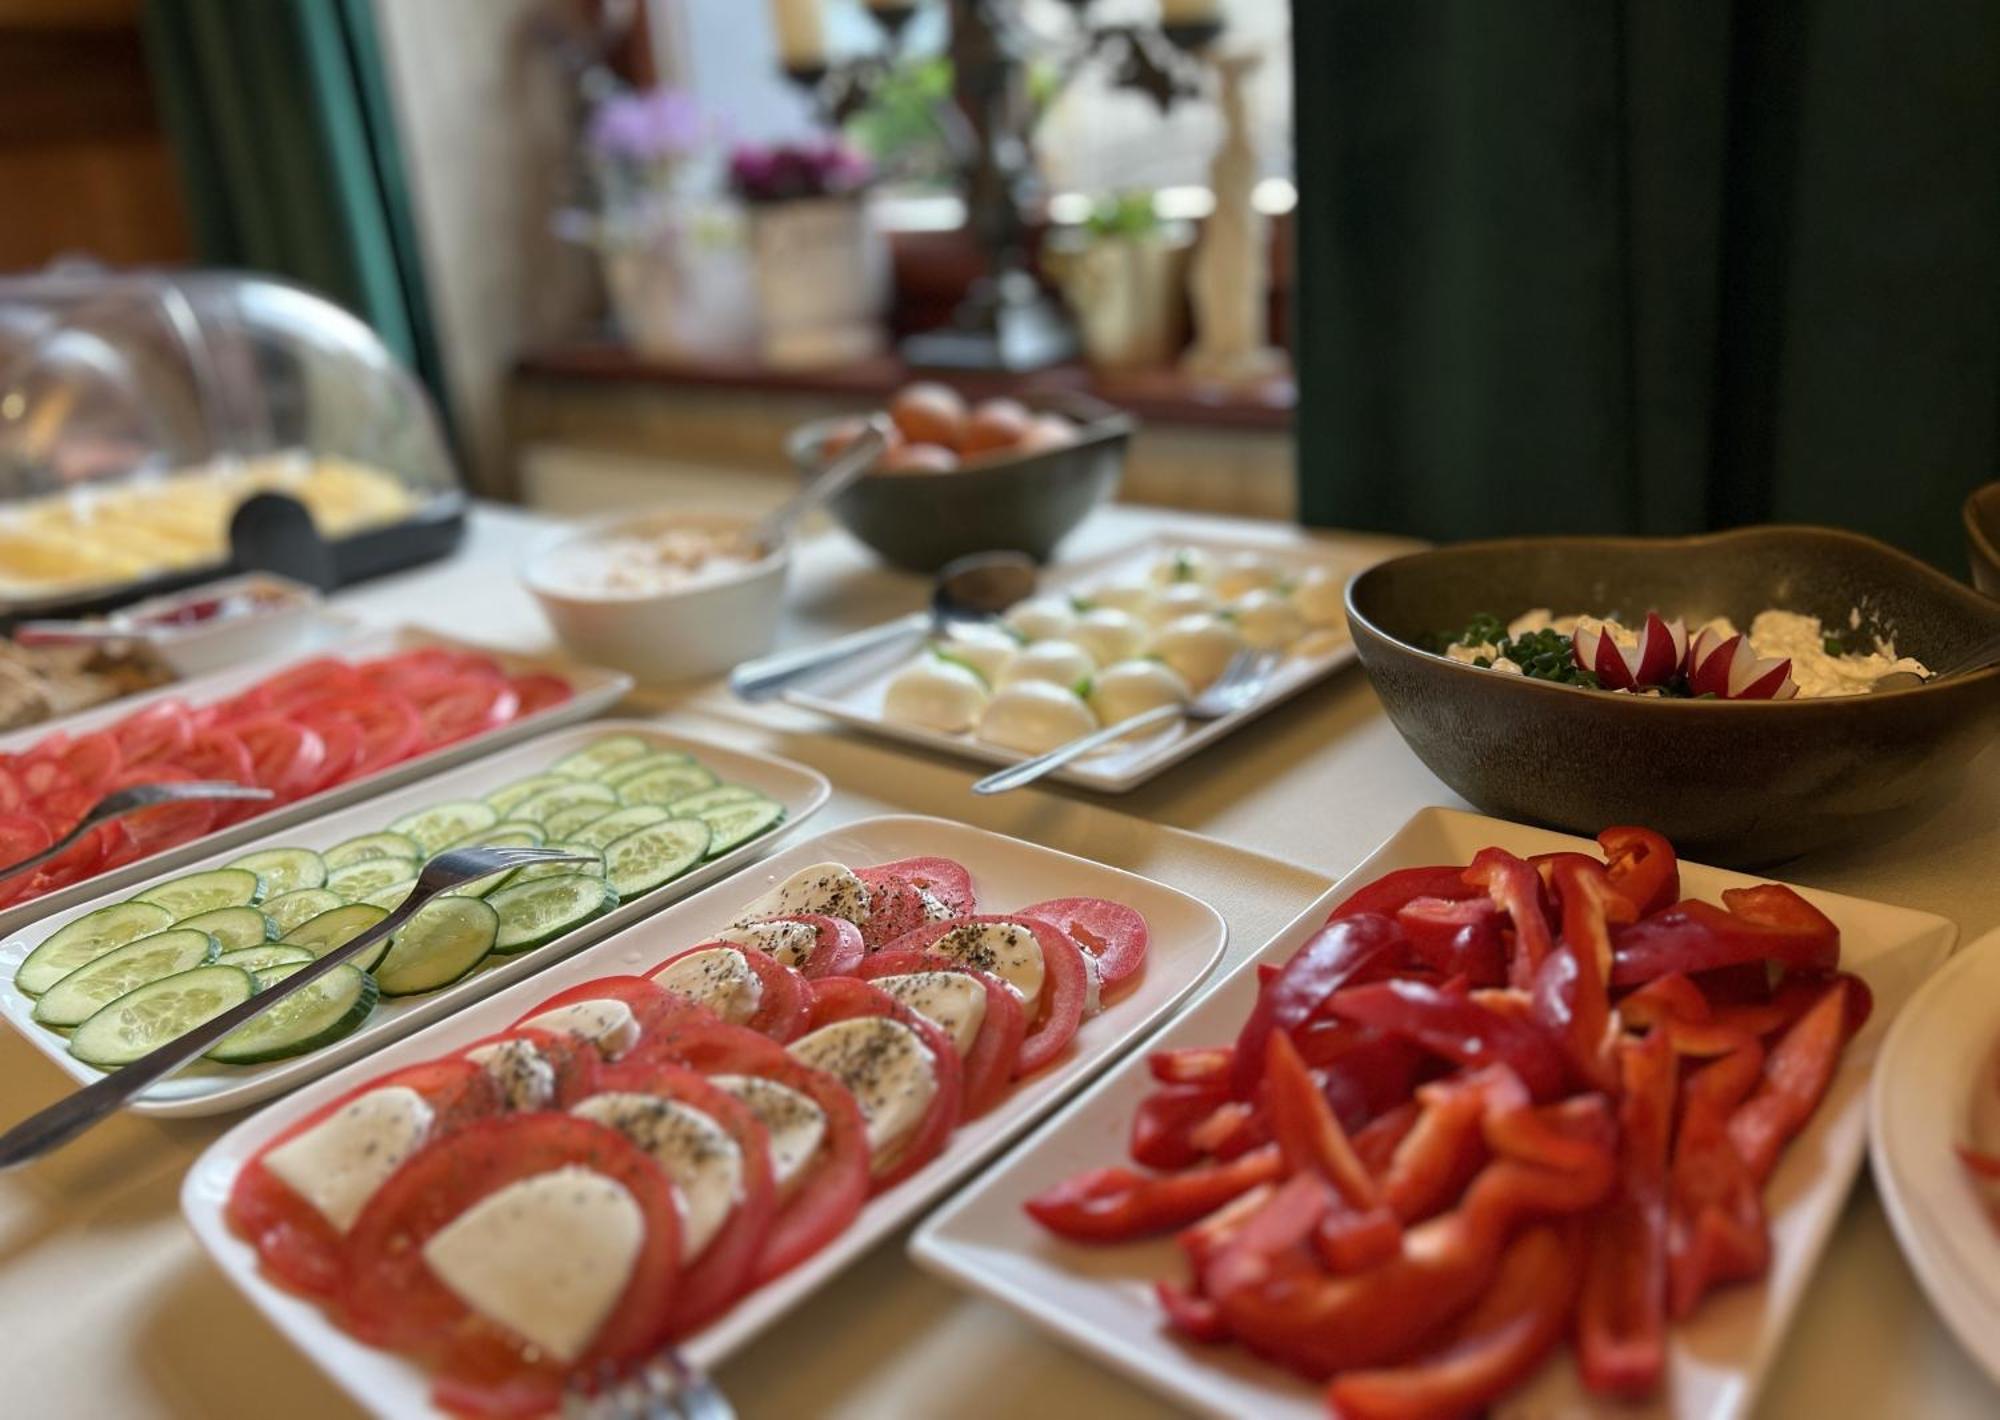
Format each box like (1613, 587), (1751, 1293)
(959, 398), (1034, 459)
(881, 441), (960, 474)
(889, 382), (968, 449)
(1018, 413), (1079, 453)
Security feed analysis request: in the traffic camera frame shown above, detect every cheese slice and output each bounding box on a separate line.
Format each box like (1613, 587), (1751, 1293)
(651, 947), (762, 1026)
(788, 1017), (937, 1169)
(466, 1039), (557, 1111)
(923, 922), (1045, 1014)
(712, 920), (819, 969)
(710, 1073), (827, 1194)
(871, 971), (987, 1056)
(261, 1085), (435, 1233)
(519, 998), (642, 1059)
(572, 1093), (743, 1259)
(731, 863), (870, 928)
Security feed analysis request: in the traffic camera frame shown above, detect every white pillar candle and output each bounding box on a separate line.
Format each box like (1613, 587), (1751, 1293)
(1160, 0), (1222, 23)
(770, 0), (826, 69)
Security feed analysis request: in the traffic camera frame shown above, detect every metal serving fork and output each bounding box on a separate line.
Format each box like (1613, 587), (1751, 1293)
(971, 648), (1283, 795)
(0, 844), (595, 1169)
(0, 780), (277, 878)
(565, 1342), (734, 1420)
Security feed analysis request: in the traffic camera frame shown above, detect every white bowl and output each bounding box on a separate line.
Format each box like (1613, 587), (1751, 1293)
(522, 511), (788, 683)
(110, 572), (325, 677)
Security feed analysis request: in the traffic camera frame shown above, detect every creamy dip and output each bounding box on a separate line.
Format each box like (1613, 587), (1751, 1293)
(539, 524), (766, 599)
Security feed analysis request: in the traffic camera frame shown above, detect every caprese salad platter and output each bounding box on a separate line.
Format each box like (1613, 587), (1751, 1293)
(781, 535), (1361, 792)
(911, 807), (1956, 1420)
(180, 814), (1230, 1417)
(0, 722), (828, 1114)
(0, 627), (633, 939)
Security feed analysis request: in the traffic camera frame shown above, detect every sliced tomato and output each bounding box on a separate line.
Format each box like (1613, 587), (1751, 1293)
(361, 648), (500, 693)
(39, 783), (95, 831)
(637, 1019), (869, 1284)
(884, 914), (1091, 1078)
(302, 716), (364, 795)
(1021, 896), (1151, 999)
(17, 756), (77, 800)
(862, 855), (977, 915)
(0, 763), (23, 815)
(255, 657), (368, 712)
(415, 676), (520, 748)
(226, 1058), (502, 1301)
(343, 1114), (681, 1419)
(803, 976), (964, 1191)
(322, 692), (425, 777)
(853, 867), (950, 949)
(207, 684), (274, 725)
(587, 1056), (779, 1336)
(647, 942), (812, 1041)
(508, 673), (572, 717)
(452, 1027), (605, 1110)
(855, 948), (1026, 1116)
(233, 718), (328, 801)
(770, 913), (866, 979)
(109, 699), (195, 765)
(0, 811), (51, 876)
(56, 730), (123, 791)
(511, 976), (697, 1057)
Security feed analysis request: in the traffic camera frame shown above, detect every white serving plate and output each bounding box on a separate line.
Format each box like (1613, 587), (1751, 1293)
(0, 720), (827, 1115)
(783, 534), (1360, 792)
(180, 813), (1230, 1416)
(912, 806), (1957, 1420)
(1870, 925), (2000, 1390)
(0, 626), (634, 939)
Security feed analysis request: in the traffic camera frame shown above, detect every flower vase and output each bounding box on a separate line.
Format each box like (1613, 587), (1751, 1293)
(748, 196), (889, 370)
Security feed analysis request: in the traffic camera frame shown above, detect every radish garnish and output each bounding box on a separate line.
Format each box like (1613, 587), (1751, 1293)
(1687, 626), (1798, 700)
(1571, 613), (1688, 690)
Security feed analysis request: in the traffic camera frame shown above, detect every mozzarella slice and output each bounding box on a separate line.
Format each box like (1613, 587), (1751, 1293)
(261, 1085), (436, 1233)
(1292, 565), (1347, 628)
(1083, 580), (1156, 618)
(1233, 588), (1305, 650)
(712, 920), (819, 970)
(1088, 659), (1191, 728)
(788, 1017), (937, 1169)
(883, 656), (987, 733)
(977, 681), (1095, 755)
(571, 1093), (742, 1260)
(732, 862), (870, 929)
(1143, 581), (1219, 626)
(936, 623), (1019, 684)
(1213, 552), (1283, 600)
(466, 1039), (557, 1112)
(709, 1073), (827, 1195)
(519, 998), (642, 1060)
(997, 638), (1097, 688)
(651, 947), (762, 1026)
(871, 971), (988, 1056)
(1003, 595), (1077, 641)
(1149, 613), (1249, 691)
(421, 1166), (642, 1364)
(923, 921), (1046, 1015)
(1068, 607), (1148, 666)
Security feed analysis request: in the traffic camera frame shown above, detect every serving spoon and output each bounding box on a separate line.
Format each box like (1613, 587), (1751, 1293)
(748, 414), (892, 551)
(1868, 630), (2000, 692)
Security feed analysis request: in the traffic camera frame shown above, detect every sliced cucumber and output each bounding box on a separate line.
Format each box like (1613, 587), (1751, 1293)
(542, 801), (614, 840)
(325, 856), (420, 899)
(206, 964), (378, 1064)
(616, 762), (718, 808)
(600, 751), (692, 789)
(375, 897), (500, 996)
(388, 800), (498, 855)
(510, 842), (605, 883)
(32, 928), (219, 1028)
(698, 797), (786, 857)
(323, 831), (421, 871)
(361, 878), (419, 912)
(262, 888), (344, 934)
(14, 901), (173, 996)
(174, 906), (277, 951)
(441, 828), (545, 900)
(550, 734), (655, 780)
(571, 804), (671, 850)
(446, 820), (545, 850)
(226, 847), (327, 898)
(603, 818), (711, 900)
(485, 773), (573, 817)
(282, 904), (392, 973)
(488, 874), (617, 954)
(666, 784), (762, 816)
(217, 943), (314, 975)
(69, 965), (256, 1068)
(511, 780), (618, 825)
(254, 963), (308, 990)
(135, 867), (263, 918)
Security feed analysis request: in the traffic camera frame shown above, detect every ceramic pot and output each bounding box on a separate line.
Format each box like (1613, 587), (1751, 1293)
(749, 197), (889, 370)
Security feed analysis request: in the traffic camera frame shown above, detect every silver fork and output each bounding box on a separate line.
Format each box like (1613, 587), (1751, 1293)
(0, 781), (277, 878)
(565, 1343), (733, 1420)
(0, 844), (594, 1169)
(971, 648), (1283, 795)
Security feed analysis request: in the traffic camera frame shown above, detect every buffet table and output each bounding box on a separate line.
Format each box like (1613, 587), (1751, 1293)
(2, 501), (1996, 1418)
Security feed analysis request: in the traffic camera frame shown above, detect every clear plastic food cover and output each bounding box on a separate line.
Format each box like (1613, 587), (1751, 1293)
(0, 268), (461, 610)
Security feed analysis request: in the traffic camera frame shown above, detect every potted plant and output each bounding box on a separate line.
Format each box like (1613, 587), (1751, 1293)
(730, 137), (889, 370)
(1047, 192), (1192, 371)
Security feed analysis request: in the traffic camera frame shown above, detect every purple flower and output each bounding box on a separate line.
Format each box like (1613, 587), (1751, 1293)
(728, 137), (874, 204)
(588, 88), (704, 164)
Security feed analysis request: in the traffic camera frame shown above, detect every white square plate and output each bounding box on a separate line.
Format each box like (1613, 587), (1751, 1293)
(911, 806), (1957, 1420)
(180, 813), (1230, 1417)
(0, 626), (633, 939)
(0, 720), (827, 1114)
(783, 535), (1360, 792)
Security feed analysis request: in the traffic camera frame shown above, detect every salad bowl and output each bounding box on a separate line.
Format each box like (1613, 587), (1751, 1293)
(1967, 481), (2000, 598)
(1346, 525), (2000, 865)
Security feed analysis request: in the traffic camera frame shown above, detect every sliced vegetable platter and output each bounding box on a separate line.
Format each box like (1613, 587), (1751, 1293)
(910, 807), (1956, 1420)
(0, 626), (633, 940)
(181, 813), (1230, 1416)
(0, 720), (828, 1114)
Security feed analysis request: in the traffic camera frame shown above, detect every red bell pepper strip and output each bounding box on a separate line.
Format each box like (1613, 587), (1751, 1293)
(1314, 1200), (1405, 1275)
(1611, 887), (1840, 987)
(1959, 1144), (2000, 1180)
(1463, 847), (1556, 988)
(1396, 897), (1507, 987)
(1599, 825), (1680, 916)
(1726, 979), (1854, 1184)
(1294, 1019), (1428, 1130)
(1353, 1100), (1422, 1179)
(1325, 1223), (1584, 1420)
(1576, 1028), (1675, 1398)
(1330, 865), (1484, 921)
(1147, 1045), (1233, 1087)
(1176, 1181), (1278, 1268)
(1129, 1083), (1231, 1170)
(1616, 971), (1712, 1030)
(1324, 978), (1569, 1100)
(1186, 1099), (1265, 1158)
(1024, 1145), (1285, 1243)
(1666, 1043), (1770, 1316)
(1264, 1031), (1379, 1208)
(1230, 914), (1403, 1097)
(1155, 1280), (1230, 1342)
(1530, 859), (1621, 1090)
(1380, 1077), (1491, 1223)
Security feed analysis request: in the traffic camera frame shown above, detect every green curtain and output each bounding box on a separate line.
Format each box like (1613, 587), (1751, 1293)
(141, 0), (448, 408)
(1292, 1), (2000, 571)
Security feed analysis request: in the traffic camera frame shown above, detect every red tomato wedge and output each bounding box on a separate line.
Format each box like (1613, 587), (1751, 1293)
(110, 699), (195, 765)
(586, 1056), (780, 1336)
(1020, 896), (1151, 999)
(343, 1114), (682, 1420)
(882, 914), (1090, 1078)
(226, 1059), (503, 1301)
(766, 913), (866, 979)
(862, 855), (977, 916)
(508, 672), (572, 717)
(451, 1027), (605, 1111)
(855, 949), (1026, 1116)
(511, 976), (696, 1056)
(802, 976), (964, 1191)
(647, 943), (811, 1042)
(233, 718), (328, 801)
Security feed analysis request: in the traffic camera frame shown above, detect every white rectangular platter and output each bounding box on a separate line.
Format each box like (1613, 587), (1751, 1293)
(0, 626), (634, 938)
(0, 719), (828, 1115)
(784, 534), (1360, 791)
(181, 813), (1230, 1416)
(911, 806), (1957, 1420)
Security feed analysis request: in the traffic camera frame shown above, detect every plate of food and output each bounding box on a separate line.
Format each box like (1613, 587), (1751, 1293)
(179, 814), (1230, 1416)
(0, 721), (826, 1114)
(0, 627), (633, 936)
(1870, 924), (2000, 1388)
(783, 535), (1360, 791)
(911, 806), (1955, 1420)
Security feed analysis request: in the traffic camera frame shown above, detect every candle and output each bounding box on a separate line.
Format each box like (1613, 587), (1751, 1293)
(1160, 0), (1221, 22)
(770, 0), (826, 70)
